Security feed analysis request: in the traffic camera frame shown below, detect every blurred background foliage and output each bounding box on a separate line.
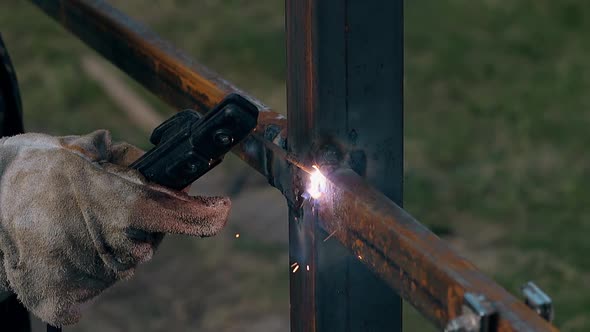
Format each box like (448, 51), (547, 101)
(0, 0), (589, 331)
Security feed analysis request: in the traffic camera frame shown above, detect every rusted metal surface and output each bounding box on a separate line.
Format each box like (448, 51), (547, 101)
(29, 0), (290, 193)
(285, 0), (317, 329)
(29, 0), (560, 331)
(318, 169), (558, 331)
(286, 0), (403, 330)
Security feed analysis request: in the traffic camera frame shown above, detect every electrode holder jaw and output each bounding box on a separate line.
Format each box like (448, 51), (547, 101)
(130, 94), (259, 190)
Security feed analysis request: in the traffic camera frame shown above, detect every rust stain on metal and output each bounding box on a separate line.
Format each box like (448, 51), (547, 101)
(315, 168), (558, 331)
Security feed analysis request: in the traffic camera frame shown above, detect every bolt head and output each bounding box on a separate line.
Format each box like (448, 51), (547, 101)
(214, 130), (234, 146)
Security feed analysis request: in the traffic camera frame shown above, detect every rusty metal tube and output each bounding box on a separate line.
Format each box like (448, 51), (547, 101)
(318, 168), (557, 331)
(28, 1), (559, 330)
(29, 0), (288, 181)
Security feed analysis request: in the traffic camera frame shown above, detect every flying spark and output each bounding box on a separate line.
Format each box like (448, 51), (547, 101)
(235, 233), (240, 238)
(306, 265), (310, 271)
(323, 230), (337, 242)
(307, 165), (326, 199)
(292, 265), (300, 273)
(291, 262), (298, 268)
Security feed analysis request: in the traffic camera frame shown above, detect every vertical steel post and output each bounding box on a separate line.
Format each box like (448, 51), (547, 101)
(286, 0), (404, 331)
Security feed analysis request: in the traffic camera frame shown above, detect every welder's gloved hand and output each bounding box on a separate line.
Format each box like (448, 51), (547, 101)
(0, 130), (231, 326)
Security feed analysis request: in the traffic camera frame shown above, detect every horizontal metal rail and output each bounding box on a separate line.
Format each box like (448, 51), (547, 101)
(29, 0), (559, 330)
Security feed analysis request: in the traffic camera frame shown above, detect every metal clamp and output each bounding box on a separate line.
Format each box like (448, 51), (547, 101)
(445, 293), (498, 332)
(521, 281), (554, 323)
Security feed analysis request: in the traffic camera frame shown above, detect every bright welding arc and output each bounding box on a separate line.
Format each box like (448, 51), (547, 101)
(307, 165), (326, 199)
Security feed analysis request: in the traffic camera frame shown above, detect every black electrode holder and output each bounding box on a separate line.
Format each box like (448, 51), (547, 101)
(130, 93), (259, 189)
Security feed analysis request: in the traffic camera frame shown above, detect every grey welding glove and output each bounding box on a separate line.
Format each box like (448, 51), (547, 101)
(0, 130), (231, 326)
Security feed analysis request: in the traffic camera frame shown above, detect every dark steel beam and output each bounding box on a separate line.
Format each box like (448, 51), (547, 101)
(286, 0), (402, 331)
(29, 1), (559, 330)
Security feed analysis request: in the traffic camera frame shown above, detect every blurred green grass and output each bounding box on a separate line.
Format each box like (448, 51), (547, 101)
(1, 0), (589, 331)
(404, 2), (590, 330)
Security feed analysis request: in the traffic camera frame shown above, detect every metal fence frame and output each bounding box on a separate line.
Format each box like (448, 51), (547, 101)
(19, 0), (560, 331)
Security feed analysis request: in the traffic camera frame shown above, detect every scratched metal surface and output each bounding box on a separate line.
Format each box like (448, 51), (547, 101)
(28, 0), (559, 331)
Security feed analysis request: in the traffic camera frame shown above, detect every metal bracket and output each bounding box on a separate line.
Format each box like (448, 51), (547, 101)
(445, 293), (498, 332)
(521, 281), (554, 323)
